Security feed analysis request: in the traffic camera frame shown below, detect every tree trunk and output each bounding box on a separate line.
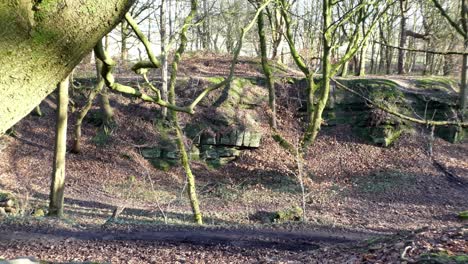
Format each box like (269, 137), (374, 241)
(378, 44), (385, 73)
(359, 38), (368, 76)
(167, 0), (203, 225)
(340, 61), (349, 77)
(302, 0), (331, 149)
(370, 40), (376, 74)
(258, 9), (277, 129)
(397, 0), (407, 74)
(461, 42), (468, 118)
(49, 76), (70, 218)
(100, 37), (115, 124)
(160, 0), (169, 118)
(121, 20), (130, 66)
(386, 46), (393, 74)
(71, 80), (103, 154)
(100, 87), (114, 125)
(0, 0), (135, 134)
(201, 0), (211, 51)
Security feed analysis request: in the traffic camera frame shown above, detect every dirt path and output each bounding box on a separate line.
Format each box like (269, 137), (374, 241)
(0, 226), (380, 263)
(0, 227), (371, 252)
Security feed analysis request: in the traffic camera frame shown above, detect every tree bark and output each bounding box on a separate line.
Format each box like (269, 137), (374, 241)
(49, 76), (70, 218)
(99, 37), (115, 125)
(397, 0), (408, 75)
(167, 0), (203, 225)
(121, 20), (130, 66)
(257, 9), (277, 129)
(160, 0), (169, 118)
(461, 42), (468, 117)
(0, 0), (135, 134)
(358, 32), (368, 76)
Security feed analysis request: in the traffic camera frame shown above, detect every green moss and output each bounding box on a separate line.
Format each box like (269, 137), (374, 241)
(419, 252), (468, 264)
(458, 210), (468, 220)
(370, 125), (404, 147)
(141, 148), (161, 159)
(31, 27), (58, 45)
(149, 159), (176, 171)
(274, 206), (303, 223)
(81, 4), (99, 15)
(436, 126), (466, 144)
(32, 208), (45, 217)
(413, 76), (458, 92)
(33, 0), (57, 22)
(0, 192), (13, 201)
(91, 130), (111, 146)
(206, 76), (225, 84)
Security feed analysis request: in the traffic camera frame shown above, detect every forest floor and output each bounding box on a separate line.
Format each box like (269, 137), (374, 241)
(0, 55), (467, 263)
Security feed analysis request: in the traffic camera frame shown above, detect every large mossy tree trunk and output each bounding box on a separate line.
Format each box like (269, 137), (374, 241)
(49, 76), (70, 218)
(0, 0), (135, 134)
(302, 0), (332, 149)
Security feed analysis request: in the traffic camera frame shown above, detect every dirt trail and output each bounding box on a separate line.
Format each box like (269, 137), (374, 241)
(0, 227), (372, 252)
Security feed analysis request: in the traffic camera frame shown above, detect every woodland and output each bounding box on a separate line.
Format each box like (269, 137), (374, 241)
(0, 0), (467, 263)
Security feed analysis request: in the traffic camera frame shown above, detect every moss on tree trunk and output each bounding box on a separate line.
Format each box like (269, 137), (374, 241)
(49, 76), (70, 218)
(0, 0), (135, 134)
(257, 8), (277, 129)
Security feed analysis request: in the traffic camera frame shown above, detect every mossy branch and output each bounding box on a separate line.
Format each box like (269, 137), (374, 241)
(93, 40), (194, 114)
(279, 0), (310, 76)
(272, 133), (296, 156)
(256, 2), (277, 129)
(166, 0), (203, 225)
(186, 0), (271, 111)
(125, 13), (162, 69)
(333, 78), (468, 128)
(131, 61), (161, 74)
(225, 0), (272, 85)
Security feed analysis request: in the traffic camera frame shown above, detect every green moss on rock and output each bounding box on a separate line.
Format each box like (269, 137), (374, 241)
(274, 206), (303, 223)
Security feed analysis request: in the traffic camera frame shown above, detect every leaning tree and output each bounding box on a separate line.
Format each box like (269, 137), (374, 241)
(0, 0), (135, 134)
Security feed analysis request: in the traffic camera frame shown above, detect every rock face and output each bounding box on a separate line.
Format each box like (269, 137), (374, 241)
(142, 129), (262, 169)
(294, 77), (465, 146)
(0, 192), (16, 218)
(142, 77), (264, 170)
(141, 76), (464, 170)
(332, 79), (411, 147)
